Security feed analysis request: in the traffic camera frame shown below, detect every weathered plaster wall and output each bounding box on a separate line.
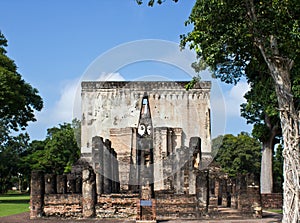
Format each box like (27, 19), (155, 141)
(81, 81), (211, 155)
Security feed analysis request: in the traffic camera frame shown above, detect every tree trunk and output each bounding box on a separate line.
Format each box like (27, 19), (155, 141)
(255, 32), (299, 222)
(260, 141), (273, 194)
(247, 4), (299, 219)
(260, 116), (280, 194)
(268, 59), (299, 223)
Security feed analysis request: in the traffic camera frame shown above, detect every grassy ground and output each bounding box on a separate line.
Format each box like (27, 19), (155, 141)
(265, 209), (283, 214)
(0, 193), (30, 217)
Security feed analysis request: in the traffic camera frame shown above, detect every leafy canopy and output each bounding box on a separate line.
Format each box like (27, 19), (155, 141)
(214, 133), (261, 177)
(0, 133), (30, 193)
(180, 0), (300, 84)
(23, 121), (80, 174)
(136, 0), (178, 7)
(0, 31), (43, 141)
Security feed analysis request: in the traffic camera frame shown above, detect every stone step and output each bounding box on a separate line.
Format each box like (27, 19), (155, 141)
(156, 206), (196, 213)
(156, 211), (198, 219)
(156, 199), (196, 205)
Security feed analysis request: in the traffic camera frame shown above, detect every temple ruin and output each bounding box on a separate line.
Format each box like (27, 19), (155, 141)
(81, 81), (212, 193)
(30, 81), (264, 221)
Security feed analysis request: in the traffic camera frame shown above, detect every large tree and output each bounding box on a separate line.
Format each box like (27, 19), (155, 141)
(24, 122), (80, 174)
(0, 31), (43, 142)
(0, 133), (30, 193)
(180, 1), (300, 221)
(241, 62), (282, 194)
(214, 133), (261, 178)
(0, 31), (43, 193)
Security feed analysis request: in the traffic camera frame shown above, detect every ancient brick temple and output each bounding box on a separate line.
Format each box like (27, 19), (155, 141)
(80, 81), (212, 221)
(30, 81), (262, 221)
(81, 81), (212, 192)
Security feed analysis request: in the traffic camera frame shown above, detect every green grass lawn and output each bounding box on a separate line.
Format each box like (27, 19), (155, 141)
(0, 193), (30, 217)
(265, 209), (283, 214)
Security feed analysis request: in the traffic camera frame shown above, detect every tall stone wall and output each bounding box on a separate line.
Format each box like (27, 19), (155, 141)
(81, 81), (211, 155)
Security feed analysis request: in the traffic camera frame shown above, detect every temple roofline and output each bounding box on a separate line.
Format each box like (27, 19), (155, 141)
(81, 81), (211, 90)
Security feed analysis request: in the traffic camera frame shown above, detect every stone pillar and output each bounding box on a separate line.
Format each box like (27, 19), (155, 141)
(82, 167), (96, 218)
(245, 174), (262, 218)
(153, 127), (165, 191)
(92, 136), (104, 195)
(189, 137), (201, 194)
(30, 171), (44, 219)
(231, 179), (237, 209)
(56, 175), (67, 194)
(111, 149), (117, 193)
(75, 175), (82, 193)
(237, 175), (247, 210)
(129, 128), (138, 191)
(115, 153), (120, 192)
(167, 128), (173, 155)
(44, 174), (56, 194)
(196, 170), (209, 215)
(67, 174), (76, 193)
(172, 128), (182, 149)
(103, 139), (112, 194)
(173, 148), (182, 194)
(215, 179), (221, 205)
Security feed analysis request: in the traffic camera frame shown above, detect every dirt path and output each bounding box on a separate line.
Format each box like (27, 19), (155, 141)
(0, 211), (282, 223)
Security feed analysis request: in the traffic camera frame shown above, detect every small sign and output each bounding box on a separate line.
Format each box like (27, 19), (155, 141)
(140, 200), (152, 206)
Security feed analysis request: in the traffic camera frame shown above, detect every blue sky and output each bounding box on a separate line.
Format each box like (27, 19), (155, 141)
(0, 0), (252, 140)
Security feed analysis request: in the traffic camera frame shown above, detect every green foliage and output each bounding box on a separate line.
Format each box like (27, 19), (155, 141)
(0, 31), (43, 193)
(0, 134), (30, 194)
(72, 118), (81, 148)
(241, 74), (281, 142)
(136, 0), (178, 7)
(181, 0), (300, 84)
(211, 135), (224, 158)
(214, 133), (261, 178)
(24, 122), (80, 174)
(0, 31), (43, 142)
(185, 75), (201, 90)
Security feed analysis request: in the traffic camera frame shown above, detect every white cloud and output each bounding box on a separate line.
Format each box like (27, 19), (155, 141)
(210, 80), (250, 138)
(54, 78), (81, 123)
(53, 72), (125, 124)
(97, 72), (125, 81)
(27, 73), (125, 140)
(225, 81), (250, 117)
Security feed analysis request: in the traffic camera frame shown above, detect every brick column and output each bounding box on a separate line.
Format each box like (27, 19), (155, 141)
(82, 167), (96, 218)
(30, 170), (44, 219)
(56, 174), (67, 194)
(92, 136), (104, 195)
(111, 149), (117, 192)
(189, 137), (201, 194)
(75, 175), (82, 193)
(103, 140), (112, 194)
(67, 174), (76, 193)
(196, 169), (209, 215)
(44, 174), (56, 194)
